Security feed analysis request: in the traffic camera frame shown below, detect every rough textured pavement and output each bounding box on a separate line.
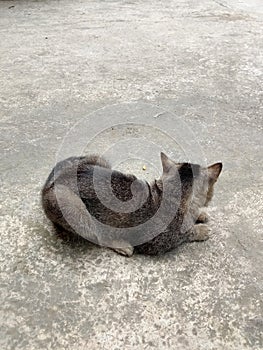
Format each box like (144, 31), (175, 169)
(0, 0), (262, 349)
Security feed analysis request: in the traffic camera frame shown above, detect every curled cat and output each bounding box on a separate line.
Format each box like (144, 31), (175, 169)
(42, 153), (222, 256)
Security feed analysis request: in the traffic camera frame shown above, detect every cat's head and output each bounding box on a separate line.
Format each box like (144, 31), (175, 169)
(160, 152), (222, 207)
(190, 162), (222, 208)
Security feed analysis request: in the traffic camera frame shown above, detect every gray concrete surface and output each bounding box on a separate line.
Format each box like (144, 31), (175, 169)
(0, 0), (262, 349)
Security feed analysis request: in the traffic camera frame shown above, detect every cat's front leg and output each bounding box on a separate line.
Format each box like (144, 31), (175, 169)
(188, 224), (210, 242)
(189, 204), (209, 224)
(196, 211), (209, 223)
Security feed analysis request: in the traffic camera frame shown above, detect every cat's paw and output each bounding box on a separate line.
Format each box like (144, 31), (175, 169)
(112, 246), (134, 257)
(110, 241), (134, 257)
(196, 211), (209, 223)
(189, 224), (210, 242)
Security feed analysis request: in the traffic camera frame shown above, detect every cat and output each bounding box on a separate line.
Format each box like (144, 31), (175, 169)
(42, 153), (222, 256)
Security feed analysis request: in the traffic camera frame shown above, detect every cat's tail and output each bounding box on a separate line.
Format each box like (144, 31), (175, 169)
(42, 184), (99, 244)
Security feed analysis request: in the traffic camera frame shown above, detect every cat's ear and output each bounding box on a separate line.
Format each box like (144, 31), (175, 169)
(207, 163), (222, 182)
(160, 152), (175, 174)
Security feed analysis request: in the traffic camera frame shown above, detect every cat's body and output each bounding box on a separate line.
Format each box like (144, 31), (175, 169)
(42, 153), (222, 256)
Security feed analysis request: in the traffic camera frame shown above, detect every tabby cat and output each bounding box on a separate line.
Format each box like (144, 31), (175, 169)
(42, 153), (222, 256)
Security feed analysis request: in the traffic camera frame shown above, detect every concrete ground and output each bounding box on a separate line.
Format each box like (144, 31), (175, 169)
(0, 0), (262, 349)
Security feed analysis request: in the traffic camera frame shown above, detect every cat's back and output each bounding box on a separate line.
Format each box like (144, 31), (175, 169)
(42, 155), (143, 205)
